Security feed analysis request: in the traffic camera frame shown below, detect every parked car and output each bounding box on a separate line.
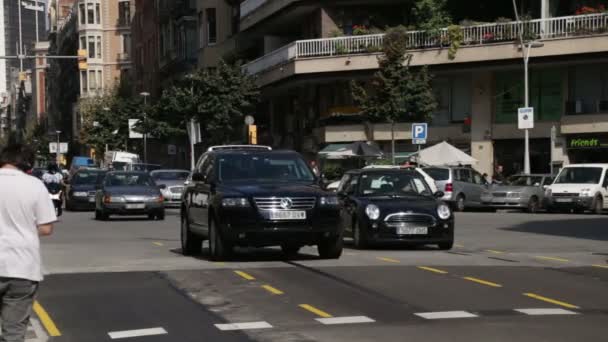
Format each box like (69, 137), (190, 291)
(423, 166), (490, 211)
(150, 169), (190, 208)
(128, 163), (162, 172)
(481, 174), (554, 213)
(545, 164), (608, 214)
(337, 168), (453, 249)
(180, 145), (342, 260)
(66, 169), (107, 211)
(95, 171), (165, 220)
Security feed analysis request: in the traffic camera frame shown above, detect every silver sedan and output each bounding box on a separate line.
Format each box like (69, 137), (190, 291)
(481, 174), (554, 213)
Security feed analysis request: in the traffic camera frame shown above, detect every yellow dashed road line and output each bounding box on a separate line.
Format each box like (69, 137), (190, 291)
(485, 249), (504, 254)
(463, 276), (502, 288)
(523, 293), (579, 309)
(299, 304), (333, 318)
(152, 242), (163, 247)
(261, 285), (284, 295)
(535, 256), (570, 263)
(377, 257), (400, 263)
(417, 266), (448, 274)
(234, 270), (256, 281)
(592, 264), (608, 269)
(33, 301), (61, 337)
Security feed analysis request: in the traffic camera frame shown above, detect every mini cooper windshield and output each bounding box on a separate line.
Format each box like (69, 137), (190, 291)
(218, 153), (315, 183)
(359, 172), (432, 197)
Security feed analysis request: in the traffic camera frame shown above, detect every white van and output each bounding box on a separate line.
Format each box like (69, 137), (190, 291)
(545, 164), (608, 214)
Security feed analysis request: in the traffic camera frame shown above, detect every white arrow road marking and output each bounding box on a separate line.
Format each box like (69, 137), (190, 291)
(108, 327), (168, 339)
(215, 322), (273, 331)
(315, 316), (376, 325)
(415, 311), (478, 320)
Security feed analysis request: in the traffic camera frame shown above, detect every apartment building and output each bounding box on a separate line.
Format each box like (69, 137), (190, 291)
(197, 0), (608, 177)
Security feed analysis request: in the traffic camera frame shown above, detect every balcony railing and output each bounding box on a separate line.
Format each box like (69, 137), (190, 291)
(243, 13), (608, 75)
(241, 0), (268, 18)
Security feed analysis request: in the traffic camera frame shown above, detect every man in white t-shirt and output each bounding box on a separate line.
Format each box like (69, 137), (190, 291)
(0, 144), (56, 342)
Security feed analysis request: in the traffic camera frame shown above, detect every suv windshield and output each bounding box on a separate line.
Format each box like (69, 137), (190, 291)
(507, 175), (543, 187)
(152, 171), (190, 181)
(218, 154), (314, 182)
(423, 168), (450, 181)
(106, 173), (154, 187)
(72, 171), (105, 185)
(555, 167), (603, 184)
(359, 172), (432, 196)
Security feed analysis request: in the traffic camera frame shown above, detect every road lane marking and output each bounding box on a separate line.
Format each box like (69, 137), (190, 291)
(299, 304), (333, 318)
(523, 293), (580, 309)
(454, 244), (465, 248)
(214, 262), (226, 266)
(316, 316), (375, 325)
(515, 308), (578, 315)
(485, 249), (504, 254)
(108, 327), (168, 339)
(234, 270), (255, 280)
(215, 322), (273, 331)
(345, 252), (358, 256)
(415, 311), (478, 320)
(417, 266), (448, 274)
(463, 276), (502, 288)
(592, 264), (608, 269)
(377, 257), (400, 263)
(535, 256), (569, 263)
(261, 285), (284, 295)
(33, 301), (61, 337)
(152, 242), (163, 246)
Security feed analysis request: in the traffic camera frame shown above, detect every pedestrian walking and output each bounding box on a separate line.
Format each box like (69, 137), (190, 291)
(0, 144), (57, 342)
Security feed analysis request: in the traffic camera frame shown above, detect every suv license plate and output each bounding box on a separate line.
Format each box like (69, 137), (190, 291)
(397, 227), (428, 235)
(270, 211), (306, 220)
(126, 204), (145, 209)
(555, 198), (572, 203)
(88, 197), (95, 203)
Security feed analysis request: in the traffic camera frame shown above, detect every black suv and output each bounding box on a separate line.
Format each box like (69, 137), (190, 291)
(180, 146), (342, 260)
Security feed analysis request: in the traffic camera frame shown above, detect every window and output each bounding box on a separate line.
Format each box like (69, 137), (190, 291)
(206, 8), (217, 45)
(542, 177), (554, 186)
(603, 171), (608, 187)
(96, 36), (102, 59)
(80, 36), (86, 50)
(568, 65), (608, 115)
(80, 70), (88, 94)
(457, 169), (473, 183)
(81, 35), (102, 59)
(95, 3), (101, 24)
(87, 3), (95, 24)
(79, 4), (86, 25)
(337, 174), (351, 193)
(122, 34), (131, 54)
(473, 171), (485, 185)
(88, 36), (95, 58)
(89, 70), (96, 91)
(555, 167), (603, 184)
(198, 11), (204, 47)
(118, 1), (131, 26)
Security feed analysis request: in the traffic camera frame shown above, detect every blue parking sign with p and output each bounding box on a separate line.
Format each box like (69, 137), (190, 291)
(412, 123), (427, 144)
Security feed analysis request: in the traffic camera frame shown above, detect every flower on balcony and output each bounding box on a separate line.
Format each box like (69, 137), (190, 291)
(575, 5), (605, 15)
(482, 32), (495, 42)
(352, 25), (369, 36)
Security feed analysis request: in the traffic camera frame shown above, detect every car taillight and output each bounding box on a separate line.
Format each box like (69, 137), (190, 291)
(445, 183), (453, 192)
(158, 195), (164, 203)
(103, 195), (111, 204)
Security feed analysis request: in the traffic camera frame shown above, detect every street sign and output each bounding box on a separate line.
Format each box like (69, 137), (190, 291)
(128, 119), (143, 138)
(518, 107), (534, 129)
(244, 115), (255, 125)
(412, 123), (428, 145)
(49, 142), (68, 153)
(188, 120), (202, 144)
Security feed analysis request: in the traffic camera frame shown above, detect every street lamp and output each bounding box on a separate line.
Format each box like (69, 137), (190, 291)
(140, 92), (150, 165)
(512, 0), (544, 175)
(103, 107), (110, 156)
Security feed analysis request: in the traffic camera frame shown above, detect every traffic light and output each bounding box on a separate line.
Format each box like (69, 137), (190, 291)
(77, 49), (88, 70)
(248, 125), (257, 145)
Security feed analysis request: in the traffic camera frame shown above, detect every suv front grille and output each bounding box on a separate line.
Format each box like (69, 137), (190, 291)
(254, 197), (316, 210)
(384, 213), (436, 227)
(493, 192), (507, 197)
(552, 193), (579, 197)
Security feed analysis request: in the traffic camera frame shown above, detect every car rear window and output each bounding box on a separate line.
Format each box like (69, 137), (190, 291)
(423, 168), (449, 181)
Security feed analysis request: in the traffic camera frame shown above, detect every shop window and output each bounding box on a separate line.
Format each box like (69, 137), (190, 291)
(431, 74), (472, 125)
(567, 65), (608, 115)
(432, 79), (450, 126)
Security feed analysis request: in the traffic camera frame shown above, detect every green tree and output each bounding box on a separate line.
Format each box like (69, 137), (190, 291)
(149, 61), (260, 146)
(412, 0), (452, 36)
(22, 120), (52, 163)
(351, 26), (437, 164)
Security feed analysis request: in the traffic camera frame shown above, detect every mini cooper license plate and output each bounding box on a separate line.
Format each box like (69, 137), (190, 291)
(126, 203), (145, 209)
(555, 198), (573, 203)
(397, 227), (428, 235)
(270, 211), (306, 220)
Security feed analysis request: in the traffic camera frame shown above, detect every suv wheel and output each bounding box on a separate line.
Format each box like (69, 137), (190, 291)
(592, 196), (603, 215)
(526, 196), (539, 213)
(454, 195), (466, 212)
(318, 235), (343, 259)
(209, 217), (232, 261)
(181, 216), (202, 255)
(281, 244), (301, 257)
(353, 221), (368, 249)
(438, 240), (454, 250)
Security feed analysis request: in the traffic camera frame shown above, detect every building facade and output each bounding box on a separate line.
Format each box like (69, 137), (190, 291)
(194, 0), (608, 177)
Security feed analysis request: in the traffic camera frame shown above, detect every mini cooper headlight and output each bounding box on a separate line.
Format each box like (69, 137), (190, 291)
(222, 197), (249, 207)
(365, 204), (380, 220)
(437, 204), (451, 220)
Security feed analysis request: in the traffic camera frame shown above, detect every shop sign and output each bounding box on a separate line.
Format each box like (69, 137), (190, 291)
(567, 135), (608, 149)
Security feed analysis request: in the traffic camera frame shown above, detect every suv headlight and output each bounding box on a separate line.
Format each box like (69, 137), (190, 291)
(507, 192), (521, 198)
(320, 196), (339, 206)
(106, 196), (125, 203)
(222, 197), (249, 207)
(365, 204), (380, 220)
(580, 188), (592, 197)
(437, 204), (451, 220)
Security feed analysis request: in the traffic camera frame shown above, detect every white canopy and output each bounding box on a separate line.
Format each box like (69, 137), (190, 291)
(416, 141), (477, 166)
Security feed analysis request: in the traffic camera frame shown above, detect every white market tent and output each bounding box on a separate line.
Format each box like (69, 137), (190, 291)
(415, 141), (477, 166)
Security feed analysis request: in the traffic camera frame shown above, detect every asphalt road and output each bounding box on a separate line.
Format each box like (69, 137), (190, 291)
(30, 209), (608, 341)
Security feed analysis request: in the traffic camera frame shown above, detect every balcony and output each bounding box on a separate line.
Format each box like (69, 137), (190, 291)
(118, 52), (130, 62)
(243, 13), (608, 85)
(240, 0), (268, 18)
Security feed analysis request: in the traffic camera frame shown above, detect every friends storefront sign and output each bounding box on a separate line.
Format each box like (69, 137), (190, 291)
(568, 135), (608, 149)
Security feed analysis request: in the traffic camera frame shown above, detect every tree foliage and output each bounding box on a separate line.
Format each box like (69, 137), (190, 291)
(351, 26), (437, 124)
(22, 120), (52, 161)
(412, 0), (452, 35)
(149, 61), (260, 146)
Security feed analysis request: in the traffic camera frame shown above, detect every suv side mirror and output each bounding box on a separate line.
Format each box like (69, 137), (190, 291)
(192, 172), (205, 183)
(434, 191), (445, 198)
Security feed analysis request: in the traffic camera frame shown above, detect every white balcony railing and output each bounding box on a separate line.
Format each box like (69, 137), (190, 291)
(240, 0), (268, 18)
(243, 12), (608, 75)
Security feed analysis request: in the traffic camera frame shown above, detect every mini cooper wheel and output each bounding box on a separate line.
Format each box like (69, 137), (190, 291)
(181, 216), (202, 256)
(353, 220), (368, 249)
